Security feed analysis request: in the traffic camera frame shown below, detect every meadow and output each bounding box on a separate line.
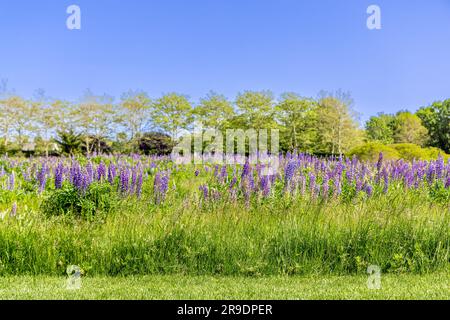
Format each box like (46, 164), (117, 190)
(0, 153), (449, 299)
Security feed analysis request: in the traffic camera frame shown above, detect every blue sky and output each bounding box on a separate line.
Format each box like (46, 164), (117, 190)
(0, 0), (449, 123)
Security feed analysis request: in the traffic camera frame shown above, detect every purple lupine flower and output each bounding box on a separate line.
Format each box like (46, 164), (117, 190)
(154, 171), (170, 204)
(241, 161), (251, 178)
(97, 162), (106, 181)
(37, 164), (47, 193)
(219, 165), (227, 183)
(199, 184), (209, 200)
(108, 163), (117, 185)
(8, 172), (15, 191)
(195, 169), (200, 177)
(322, 175), (329, 199)
(333, 177), (342, 197)
(382, 168), (389, 193)
(260, 175), (271, 197)
(377, 153), (383, 173)
(365, 184), (373, 197)
(55, 162), (64, 189)
(284, 161), (297, 186)
(309, 173), (316, 194)
(120, 168), (130, 194)
(130, 166), (138, 194)
(86, 162), (94, 185)
(229, 176), (237, 190)
(436, 155), (444, 180)
(136, 169), (143, 198)
(445, 175), (450, 189)
(10, 202), (17, 217)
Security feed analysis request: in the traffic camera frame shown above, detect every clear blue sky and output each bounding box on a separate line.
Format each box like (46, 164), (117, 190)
(1, 0), (449, 123)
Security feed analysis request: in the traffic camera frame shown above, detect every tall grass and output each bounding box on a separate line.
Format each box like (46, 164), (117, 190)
(0, 186), (449, 276)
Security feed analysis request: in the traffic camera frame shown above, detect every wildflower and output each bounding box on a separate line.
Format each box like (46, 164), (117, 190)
(10, 203), (17, 217)
(55, 162), (64, 189)
(365, 184), (373, 197)
(120, 168), (130, 194)
(97, 162), (106, 181)
(37, 164), (47, 193)
(199, 184), (209, 200)
(284, 161), (297, 186)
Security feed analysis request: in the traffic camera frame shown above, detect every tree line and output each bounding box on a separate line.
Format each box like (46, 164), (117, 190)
(0, 84), (449, 156)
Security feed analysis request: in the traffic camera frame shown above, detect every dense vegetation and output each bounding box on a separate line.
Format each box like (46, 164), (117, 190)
(1, 153), (449, 276)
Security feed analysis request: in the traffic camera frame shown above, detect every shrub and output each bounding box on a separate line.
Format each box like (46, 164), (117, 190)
(347, 142), (400, 162)
(348, 142), (449, 161)
(41, 182), (116, 220)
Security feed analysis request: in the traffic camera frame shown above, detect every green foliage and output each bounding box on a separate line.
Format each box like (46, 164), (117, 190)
(316, 91), (362, 155)
(348, 142), (449, 161)
(55, 130), (81, 156)
(152, 93), (193, 140)
(392, 111), (428, 146)
(276, 93), (318, 152)
(138, 132), (174, 155)
(193, 91), (235, 129)
(365, 113), (395, 144)
(417, 99), (450, 153)
(40, 183), (116, 220)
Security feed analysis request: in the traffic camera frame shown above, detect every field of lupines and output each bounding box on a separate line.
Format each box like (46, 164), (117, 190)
(0, 153), (449, 276)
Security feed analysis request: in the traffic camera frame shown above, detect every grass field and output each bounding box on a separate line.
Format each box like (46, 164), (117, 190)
(1, 274), (449, 300)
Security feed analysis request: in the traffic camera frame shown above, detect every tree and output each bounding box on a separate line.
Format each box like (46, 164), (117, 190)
(55, 130), (82, 155)
(316, 91), (361, 155)
(235, 91), (277, 130)
(74, 90), (116, 154)
(6, 96), (37, 145)
(152, 93), (193, 140)
(119, 90), (152, 140)
(392, 111), (428, 146)
(34, 91), (62, 157)
(365, 113), (395, 144)
(417, 99), (450, 152)
(276, 93), (318, 152)
(138, 132), (174, 155)
(193, 91), (235, 129)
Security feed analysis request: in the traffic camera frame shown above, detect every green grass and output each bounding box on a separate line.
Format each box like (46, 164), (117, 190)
(1, 274), (449, 300)
(1, 187), (450, 276)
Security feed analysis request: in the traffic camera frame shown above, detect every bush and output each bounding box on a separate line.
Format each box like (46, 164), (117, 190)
(41, 183), (116, 220)
(347, 142), (400, 162)
(348, 142), (449, 161)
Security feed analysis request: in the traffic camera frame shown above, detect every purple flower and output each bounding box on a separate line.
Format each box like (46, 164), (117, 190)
(154, 171), (170, 204)
(108, 163), (117, 185)
(120, 168), (130, 194)
(7, 172), (15, 191)
(37, 164), (47, 193)
(284, 161), (297, 186)
(365, 184), (373, 197)
(10, 202), (17, 217)
(199, 184), (209, 200)
(97, 162), (106, 181)
(55, 162), (64, 189)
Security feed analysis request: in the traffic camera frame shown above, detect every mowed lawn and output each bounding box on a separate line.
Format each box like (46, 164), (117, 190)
(0, 274), (449, 300)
